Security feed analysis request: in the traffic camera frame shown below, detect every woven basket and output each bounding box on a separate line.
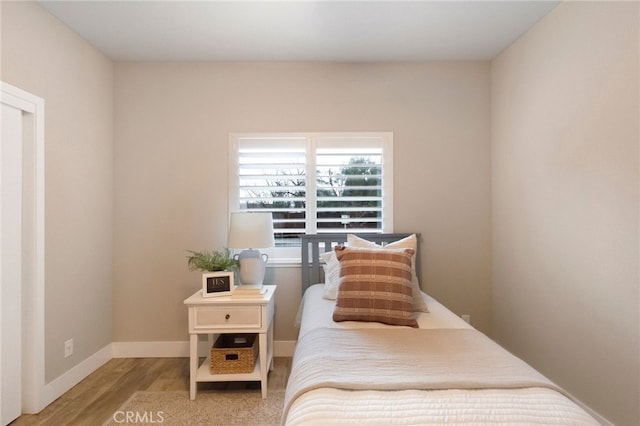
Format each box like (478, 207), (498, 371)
(210, 334), (257, 374)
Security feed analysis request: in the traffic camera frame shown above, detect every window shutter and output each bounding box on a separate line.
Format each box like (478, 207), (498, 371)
(315, 135), (385, 233)
(235, 136), (306, 245)
(230, 133), (393, 250)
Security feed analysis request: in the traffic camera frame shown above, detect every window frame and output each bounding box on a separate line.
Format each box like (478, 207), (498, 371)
(229, 132), (394, 263)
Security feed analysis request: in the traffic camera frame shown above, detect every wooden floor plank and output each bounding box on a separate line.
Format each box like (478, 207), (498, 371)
(12, 357), (290, 426)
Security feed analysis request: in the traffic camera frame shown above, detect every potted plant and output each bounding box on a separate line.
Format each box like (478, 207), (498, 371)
(187, 249), (239, 297)
(186, 248), (238, 272)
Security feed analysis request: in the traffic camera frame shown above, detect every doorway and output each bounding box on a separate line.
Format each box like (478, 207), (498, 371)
(0, 82), (45, 424)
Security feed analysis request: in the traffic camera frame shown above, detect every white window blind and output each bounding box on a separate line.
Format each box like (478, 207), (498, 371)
(229, 133), (393, 251)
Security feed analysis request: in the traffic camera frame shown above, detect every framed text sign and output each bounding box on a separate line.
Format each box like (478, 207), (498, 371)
(202, 271), (234, 297)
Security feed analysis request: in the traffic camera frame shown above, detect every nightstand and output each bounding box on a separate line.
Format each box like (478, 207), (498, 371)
(183, 285), (276, 400)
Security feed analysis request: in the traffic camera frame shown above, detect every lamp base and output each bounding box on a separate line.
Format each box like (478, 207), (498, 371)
(236, 249), (268, 286)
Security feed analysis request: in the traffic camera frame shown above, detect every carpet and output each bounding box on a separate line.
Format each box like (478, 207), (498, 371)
(102, 389), (285, 426)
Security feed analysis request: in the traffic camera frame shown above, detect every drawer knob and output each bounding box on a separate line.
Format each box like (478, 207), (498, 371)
(225, 314), (230, 321)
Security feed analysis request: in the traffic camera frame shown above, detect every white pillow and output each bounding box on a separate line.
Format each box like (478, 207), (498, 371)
(320, 250), (340, 300)
(347, 234), (429, 312)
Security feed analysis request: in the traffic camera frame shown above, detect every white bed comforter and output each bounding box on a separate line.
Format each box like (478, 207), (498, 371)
(284, 285), (600, 425)
(286, 387), (599, 425)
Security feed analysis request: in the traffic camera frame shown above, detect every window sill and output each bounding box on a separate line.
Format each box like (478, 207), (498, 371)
(266, 258), (302, 268)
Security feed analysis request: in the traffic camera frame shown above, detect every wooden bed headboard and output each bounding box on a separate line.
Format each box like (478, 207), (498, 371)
(300, 233), (422, 295)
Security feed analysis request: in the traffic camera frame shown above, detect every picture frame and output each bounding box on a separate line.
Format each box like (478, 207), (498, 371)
(202, 271), (234, 297)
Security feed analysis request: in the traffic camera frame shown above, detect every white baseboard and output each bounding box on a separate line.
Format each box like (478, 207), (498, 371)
(111, 341), (192, 358)
(41, 344), (112, 410)
(36, 339), (295, 413)
(111, 340), (297, 358)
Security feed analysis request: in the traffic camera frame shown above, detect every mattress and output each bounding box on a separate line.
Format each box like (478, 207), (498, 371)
(285, 284), (600, 426)
(296, 284), (473, 338)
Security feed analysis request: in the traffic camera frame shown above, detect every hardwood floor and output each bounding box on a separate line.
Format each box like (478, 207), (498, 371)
(11, 357), (291, 426)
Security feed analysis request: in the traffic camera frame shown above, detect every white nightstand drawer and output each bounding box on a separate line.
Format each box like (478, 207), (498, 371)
(193, 305), (261, 329)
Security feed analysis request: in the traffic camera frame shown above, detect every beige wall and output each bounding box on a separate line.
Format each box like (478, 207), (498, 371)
(113, 62), (492, 342)
(491, 2), (639, 425)
(3, 1), (636, 423)
(1, 1), (114, 382)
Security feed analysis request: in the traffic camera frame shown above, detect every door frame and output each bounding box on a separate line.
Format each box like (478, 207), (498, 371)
(1, 82), (46, 414)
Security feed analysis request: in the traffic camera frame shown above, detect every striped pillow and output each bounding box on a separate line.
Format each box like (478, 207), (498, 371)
(333, 246), (418, 328)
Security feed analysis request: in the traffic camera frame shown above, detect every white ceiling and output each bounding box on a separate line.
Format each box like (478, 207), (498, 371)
(38, 1), (559, 62)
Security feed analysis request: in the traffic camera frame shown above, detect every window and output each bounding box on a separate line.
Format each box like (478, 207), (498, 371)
(229, 133), (393, 257)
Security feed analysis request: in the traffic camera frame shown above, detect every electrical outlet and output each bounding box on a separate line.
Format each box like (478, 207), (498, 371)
(461, 314), (471, 324)
(64, 338), (73, 358)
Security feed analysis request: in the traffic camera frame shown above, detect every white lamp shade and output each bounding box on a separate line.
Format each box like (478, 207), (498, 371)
(228, 212), (275, 249)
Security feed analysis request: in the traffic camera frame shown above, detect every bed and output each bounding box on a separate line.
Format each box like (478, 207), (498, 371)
(282, 233), (602, 425)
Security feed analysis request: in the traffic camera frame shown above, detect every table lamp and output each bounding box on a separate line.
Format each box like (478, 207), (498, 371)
(227, 212), (274, 292)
